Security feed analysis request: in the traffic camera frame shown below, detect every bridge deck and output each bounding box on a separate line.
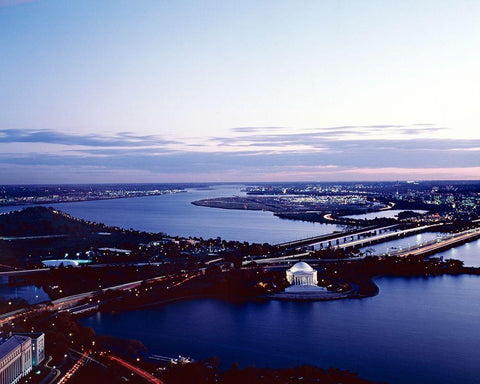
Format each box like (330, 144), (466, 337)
(276, 224), (399, 248)
(333, 225), (433, 249)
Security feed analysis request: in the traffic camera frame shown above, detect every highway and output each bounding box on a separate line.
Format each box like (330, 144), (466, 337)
(332, 225), (434, 250)
(0, 271), (200, 329)
(275, 224), (398, 248)
(0, 268), (50, 277)
(50, 274), (169, 310)
(276, 224), (440, 252)
(108, 354), (163, 384)
(57, 351), (89, 384)
(249, 224), (480, 266)
(0, 274), (170, 325)
(245, 252), (310, 265)
(395, 227), (480, 257)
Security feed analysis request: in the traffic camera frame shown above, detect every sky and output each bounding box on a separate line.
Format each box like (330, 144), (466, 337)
(1, 0), (479, 184)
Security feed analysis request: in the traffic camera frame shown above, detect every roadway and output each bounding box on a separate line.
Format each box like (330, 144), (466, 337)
(249, 225), (480, 266)
(0, 268), (50, 277)
(331, 225), (434, 250)
(108, 354), (163, 383)
(0, 274), (170, 325)
(42, 356), (60, 384)
(0, 262), (168, 277)
(275, 224), (398, 248)
(0, 271), (198, 327)
(396, 227), (480, 257)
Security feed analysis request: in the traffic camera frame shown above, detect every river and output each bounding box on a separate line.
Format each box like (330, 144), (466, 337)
(0, 185), (342, 244)
(0, 277), (50, 304)
(344, 209), (428, 220)
(81, 275), (480, 384)
(2, 184), (480, 383)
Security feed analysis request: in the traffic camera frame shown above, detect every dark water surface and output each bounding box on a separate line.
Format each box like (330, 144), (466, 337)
(81, 275), (480, 384)
(2, 184), (480, 382)
(0, 276), (50, 304)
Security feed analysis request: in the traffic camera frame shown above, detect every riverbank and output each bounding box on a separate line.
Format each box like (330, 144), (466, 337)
(267, 289), (353, 301)
(192, 197), (405, 227)
(0, 189), (186, 207)
(86, 256), (480, 315)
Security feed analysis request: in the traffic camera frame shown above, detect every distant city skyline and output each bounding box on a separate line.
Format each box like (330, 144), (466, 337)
(1, 1), (479, 183)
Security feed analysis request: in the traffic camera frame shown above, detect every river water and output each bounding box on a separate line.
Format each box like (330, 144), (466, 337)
(0, 283), (50, 304)
(344, 209), (428, 220)
(2, 185), (480, 382)
(0, 185), (342, 244)
(81, 275), (480, 384)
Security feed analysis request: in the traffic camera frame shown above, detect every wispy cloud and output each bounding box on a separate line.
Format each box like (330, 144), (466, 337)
(0, 124), (449, 155)
(0, 129), (178, 148)
(0, 124), (477, 183)
(231, 126), (286, 133)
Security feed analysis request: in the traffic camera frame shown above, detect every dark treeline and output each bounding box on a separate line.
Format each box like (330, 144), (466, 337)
(162, 360), (386, 384)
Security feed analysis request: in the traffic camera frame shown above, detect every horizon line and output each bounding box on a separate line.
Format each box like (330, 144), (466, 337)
(2, 179), (480, 186)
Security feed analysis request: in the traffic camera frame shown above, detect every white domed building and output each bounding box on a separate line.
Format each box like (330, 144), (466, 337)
(285, 262), (325, 293)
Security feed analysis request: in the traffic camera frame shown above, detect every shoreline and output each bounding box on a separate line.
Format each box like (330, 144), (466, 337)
(0, 190), (186, 208)
(191, 198), (405, 226)
(90, 269), (480, 315)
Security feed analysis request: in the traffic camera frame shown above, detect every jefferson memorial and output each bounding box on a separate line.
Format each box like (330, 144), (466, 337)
(285, 262), (326, 293)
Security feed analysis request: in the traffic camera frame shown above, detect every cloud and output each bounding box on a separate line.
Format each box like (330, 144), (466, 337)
(0, 124), (477, 183)
(2, 136), (479, 171)
(0, 124), (449, 156)
(231, 126), (286, 133)
(0, 129), (178, 148)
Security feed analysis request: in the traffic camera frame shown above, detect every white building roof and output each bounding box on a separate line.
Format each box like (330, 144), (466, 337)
(42, 259), (79, 267)
(288, 261), (314, 273)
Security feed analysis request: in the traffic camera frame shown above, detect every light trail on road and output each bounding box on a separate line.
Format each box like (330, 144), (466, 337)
(57, 351), (89, 384)
(108, 354), (163, 384)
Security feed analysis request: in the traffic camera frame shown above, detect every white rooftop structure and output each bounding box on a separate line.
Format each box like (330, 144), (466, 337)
(285, 262), (325, 293)
(42, 259), (79, 267)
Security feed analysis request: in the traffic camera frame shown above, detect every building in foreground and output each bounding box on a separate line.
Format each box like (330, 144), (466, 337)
(285, 262), (326, 293)
(0, 333), (45, 384)
(13, 333), (45, 368)
(270, 262), (349, 300)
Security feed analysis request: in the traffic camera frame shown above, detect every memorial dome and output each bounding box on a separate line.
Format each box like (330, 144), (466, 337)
(289, 262), (314, 273)
(286, 261), (318, 288)
(284, 261), (327, 295)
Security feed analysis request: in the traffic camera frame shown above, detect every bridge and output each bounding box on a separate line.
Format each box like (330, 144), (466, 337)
(249, 226), (480, 267)
(276, 224), (438, 252)
(331, 224), (435, 250)
(393, 227), (480, 257)
(276, 224), (399, 249)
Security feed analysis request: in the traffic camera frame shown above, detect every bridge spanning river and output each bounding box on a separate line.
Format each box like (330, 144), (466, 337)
(251, 224), (480, 265)
(275, 224), (398, 248)
(277, 224), (439, 251)
(331, 224), (434, 250)
(393, 227), (480, 258)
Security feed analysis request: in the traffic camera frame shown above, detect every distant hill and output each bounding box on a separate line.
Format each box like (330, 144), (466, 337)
(0, 206), (98, 237)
